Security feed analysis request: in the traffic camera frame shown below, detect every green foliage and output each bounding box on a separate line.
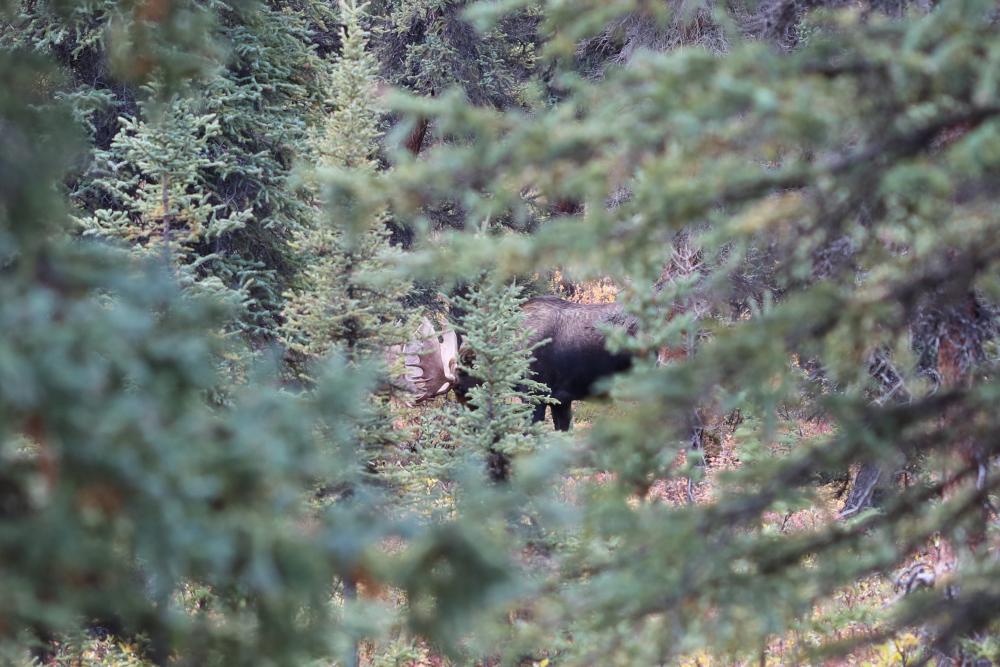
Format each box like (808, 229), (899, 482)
(319, 0), (383, 175)
(450, 277), (549, 479)
(282, 0), (412, 365)
(6, 0), (1000, 663)
(369, 0), (539, 107)
(0, 2), (502, 663)
(367, 0), (1000, 661)
(78, 92), (256, 310)
(5, 0), (335, 339)
(0, 31), (383, 662)
(281, 223), (412, 362)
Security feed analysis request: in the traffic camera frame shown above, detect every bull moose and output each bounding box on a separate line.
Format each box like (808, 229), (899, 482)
(403, 296), (639, 431)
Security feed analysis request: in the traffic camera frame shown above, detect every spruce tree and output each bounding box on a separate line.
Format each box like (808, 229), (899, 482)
(369, 0), (539, 110)
(281, 0), (412, 366)
(78, 91), (255, 310)
(450, 277), (549, 481)
(5, 0), (335, 339)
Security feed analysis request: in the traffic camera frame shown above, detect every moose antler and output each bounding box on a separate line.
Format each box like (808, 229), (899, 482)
(402, 318), (458, 402)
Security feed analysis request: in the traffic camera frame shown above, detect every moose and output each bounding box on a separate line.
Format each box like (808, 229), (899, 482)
(403, 296), (639, 431)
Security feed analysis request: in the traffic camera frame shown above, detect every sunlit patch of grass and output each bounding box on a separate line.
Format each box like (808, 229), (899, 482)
(24, 632), (153, 667)
(565, 398), (629, 431)
(547, 271), (619, 304)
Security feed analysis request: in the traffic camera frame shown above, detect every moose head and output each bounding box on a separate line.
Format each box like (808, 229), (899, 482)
(396, 317), (463, 402)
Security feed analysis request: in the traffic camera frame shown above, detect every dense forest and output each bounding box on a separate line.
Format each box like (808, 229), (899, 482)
(2, 0), (1000, 664)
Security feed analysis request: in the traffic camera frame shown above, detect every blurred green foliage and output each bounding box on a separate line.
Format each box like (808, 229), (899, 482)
(3, 0), (1000, 664)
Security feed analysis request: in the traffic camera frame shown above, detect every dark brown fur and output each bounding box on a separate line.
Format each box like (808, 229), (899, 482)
(458, 296), (635, 431)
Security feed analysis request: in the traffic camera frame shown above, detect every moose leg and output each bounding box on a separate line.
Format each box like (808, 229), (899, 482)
(531, 403), (547, 424)
(551, 401), (572, 431)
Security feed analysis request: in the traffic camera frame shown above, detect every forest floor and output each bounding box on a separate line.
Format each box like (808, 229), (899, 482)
(30, 406), (971, 667)
(571, 405), (910, 667)
(365, 403), (943, 667)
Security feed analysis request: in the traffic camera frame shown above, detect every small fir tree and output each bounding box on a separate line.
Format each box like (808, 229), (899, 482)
(451, 276), (550, 481)
(281, 0), (412, 367)
(79, 91), (255, 310)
